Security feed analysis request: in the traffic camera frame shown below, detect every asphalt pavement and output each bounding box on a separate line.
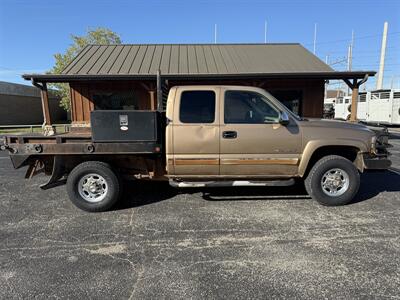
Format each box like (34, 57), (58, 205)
(0, 134), (399, 299)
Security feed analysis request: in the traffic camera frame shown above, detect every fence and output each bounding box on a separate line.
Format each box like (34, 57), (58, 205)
(0, 124), (71, 134)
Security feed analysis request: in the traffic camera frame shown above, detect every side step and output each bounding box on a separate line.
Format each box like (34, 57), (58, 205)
(169, 179), (295, 188)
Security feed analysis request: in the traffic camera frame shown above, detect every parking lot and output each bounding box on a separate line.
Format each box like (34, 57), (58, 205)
(0, 133), (399, 299)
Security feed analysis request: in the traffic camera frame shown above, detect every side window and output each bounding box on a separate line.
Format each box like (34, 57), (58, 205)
(180, 91), (215, 123)
(93, 91), (139, 110)
(224, 91), (279, 124)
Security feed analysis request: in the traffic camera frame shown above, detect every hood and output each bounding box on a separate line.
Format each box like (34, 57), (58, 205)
(301, 118), (374, 132)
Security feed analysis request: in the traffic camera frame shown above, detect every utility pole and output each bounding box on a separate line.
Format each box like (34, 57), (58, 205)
(264, 20), (268, 43)
(214, 24), (217, 44)
(313, 23), (317, 54)
(347, 30), (354, 71)
(377, 21), (388, 89)
(347, 30), (354, 95)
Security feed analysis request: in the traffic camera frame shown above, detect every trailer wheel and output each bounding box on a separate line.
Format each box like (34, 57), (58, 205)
(67, 161), (121, 212)
(304, 155), (360, 206)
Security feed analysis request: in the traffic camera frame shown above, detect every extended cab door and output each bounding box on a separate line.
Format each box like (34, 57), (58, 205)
(219, 88), (302, 176)
(167, 87), (220, 176)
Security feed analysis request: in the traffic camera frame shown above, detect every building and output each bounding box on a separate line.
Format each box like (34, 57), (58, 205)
(22, 43), (375, 129)
(325, 90), (345, 104)
(0, 81), (66, 126)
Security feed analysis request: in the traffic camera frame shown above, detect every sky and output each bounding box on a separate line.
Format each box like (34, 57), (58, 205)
(0, 0), (399, 90)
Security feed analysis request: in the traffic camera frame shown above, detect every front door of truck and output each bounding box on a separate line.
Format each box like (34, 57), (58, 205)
(170, 87), (220, 176)
(219, 88), (301, 176)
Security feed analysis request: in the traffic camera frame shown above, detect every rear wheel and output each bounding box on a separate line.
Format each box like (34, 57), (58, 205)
(67, 161), (121, 212)
(305, 155), (360, 206)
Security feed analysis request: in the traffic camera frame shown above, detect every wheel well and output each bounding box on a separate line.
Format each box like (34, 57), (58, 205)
(304, 146), (360, 177)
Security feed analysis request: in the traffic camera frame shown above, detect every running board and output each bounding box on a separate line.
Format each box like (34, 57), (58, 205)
(169, 179), (295, 188)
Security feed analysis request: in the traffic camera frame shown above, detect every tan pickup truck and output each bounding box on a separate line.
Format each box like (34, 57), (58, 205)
(1, 85), (391, 212)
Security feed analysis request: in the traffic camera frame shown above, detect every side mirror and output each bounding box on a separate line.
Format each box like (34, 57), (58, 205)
(279, 111), (290, 125)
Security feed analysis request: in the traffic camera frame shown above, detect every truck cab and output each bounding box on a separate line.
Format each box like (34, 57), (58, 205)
(165, 86), (301, 178)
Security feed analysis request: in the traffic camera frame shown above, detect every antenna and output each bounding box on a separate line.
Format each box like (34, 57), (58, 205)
(214, 24), (217, 44)
(264, 21), (268, 43)
(377, 22), (388, 89)
(313, 23), (317, 54)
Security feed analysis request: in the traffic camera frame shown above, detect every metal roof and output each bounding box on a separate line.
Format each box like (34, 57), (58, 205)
(0, 81), (41, 97)
(0, 81), (58, 98)
(22, 43), (376, 82)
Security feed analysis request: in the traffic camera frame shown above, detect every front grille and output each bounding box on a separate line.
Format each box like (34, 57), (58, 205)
(374, 128), (391, 156)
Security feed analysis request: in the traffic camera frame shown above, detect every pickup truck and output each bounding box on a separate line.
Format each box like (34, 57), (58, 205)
(1, 85), (391, 212)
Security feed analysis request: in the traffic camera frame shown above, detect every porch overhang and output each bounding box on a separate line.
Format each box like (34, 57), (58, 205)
(23, 70), (376, 83)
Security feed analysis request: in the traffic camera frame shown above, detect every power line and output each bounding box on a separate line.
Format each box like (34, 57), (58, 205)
(305, 31), (400, 46)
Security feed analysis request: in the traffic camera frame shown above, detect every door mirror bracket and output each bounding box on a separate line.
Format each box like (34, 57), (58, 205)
(279, 111), (290, 125)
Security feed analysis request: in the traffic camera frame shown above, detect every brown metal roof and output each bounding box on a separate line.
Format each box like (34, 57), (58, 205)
(62, 43), (333, 75)
(22, 43), (376, 82)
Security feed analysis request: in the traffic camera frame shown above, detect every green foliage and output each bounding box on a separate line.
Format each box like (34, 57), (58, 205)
(48, 27), (122, 111)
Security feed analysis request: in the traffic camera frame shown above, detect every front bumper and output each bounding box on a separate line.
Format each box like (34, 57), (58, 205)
(363, 154), (391, 170)
(363, 128), (392, 170)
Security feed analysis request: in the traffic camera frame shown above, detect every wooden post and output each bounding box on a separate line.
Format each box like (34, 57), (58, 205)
(350, 83), (359, 122)
(157, 70), (163, 111)
(40, 83), (52, 126)
(149, 90), (156, 110)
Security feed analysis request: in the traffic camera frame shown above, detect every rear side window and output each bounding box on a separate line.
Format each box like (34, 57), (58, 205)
(180, 91), (215, 123)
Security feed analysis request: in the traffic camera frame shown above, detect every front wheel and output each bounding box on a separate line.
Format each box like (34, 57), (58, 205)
(305, 155), (360, 206)
(67, 161), (121, 212)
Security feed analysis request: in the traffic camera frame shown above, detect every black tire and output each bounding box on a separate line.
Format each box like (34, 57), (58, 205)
(304, 155), (360, 206)
(66, 161), (121, 212)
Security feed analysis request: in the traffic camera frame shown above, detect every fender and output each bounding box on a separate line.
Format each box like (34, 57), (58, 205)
(298, 139), (369, 177)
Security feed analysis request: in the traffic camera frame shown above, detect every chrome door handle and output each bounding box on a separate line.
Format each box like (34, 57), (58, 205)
(222, 131), (237, 139)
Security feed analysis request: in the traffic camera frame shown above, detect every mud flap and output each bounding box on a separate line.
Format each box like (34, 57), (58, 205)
(40, 156), (65, 190)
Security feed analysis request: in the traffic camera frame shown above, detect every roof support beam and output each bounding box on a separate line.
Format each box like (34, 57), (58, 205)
(343, 74), (369, 122)
(350, 84), (359, 122)
(39, 83), (52, 127)
(149, 90), (156, 111)
(31, 79), (55, 135)
(157, 70), (163, 111)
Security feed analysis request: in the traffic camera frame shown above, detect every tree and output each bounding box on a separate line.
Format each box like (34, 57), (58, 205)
(49, 27), (122, 111)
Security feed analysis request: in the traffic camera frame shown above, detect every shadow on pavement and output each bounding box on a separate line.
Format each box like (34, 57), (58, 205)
(201, 181), (309, 202)
(115, 180), (177, 210)
(115, 170), (400, 210)
(116, 180), (310, 210)
(353, 170), (400, 204)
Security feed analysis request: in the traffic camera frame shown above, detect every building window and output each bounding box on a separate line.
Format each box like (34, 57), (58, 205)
(180, 91), (215, 123)
(93, 91), (138, 110)
(224, 90), (279, 124)
(269, 90), (302, 116)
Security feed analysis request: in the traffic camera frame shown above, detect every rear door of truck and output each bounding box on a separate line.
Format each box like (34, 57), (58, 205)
(168, 86), (220, 176)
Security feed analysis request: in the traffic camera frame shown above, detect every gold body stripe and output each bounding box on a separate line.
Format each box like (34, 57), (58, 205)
(221, 158), (299, 165)
(174, 159), (219, 165)
(171, 158), (299, 166)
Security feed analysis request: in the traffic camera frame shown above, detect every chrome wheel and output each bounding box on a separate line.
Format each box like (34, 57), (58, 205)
(78, 173), (108, 203)
(321, 168), (349, 197)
